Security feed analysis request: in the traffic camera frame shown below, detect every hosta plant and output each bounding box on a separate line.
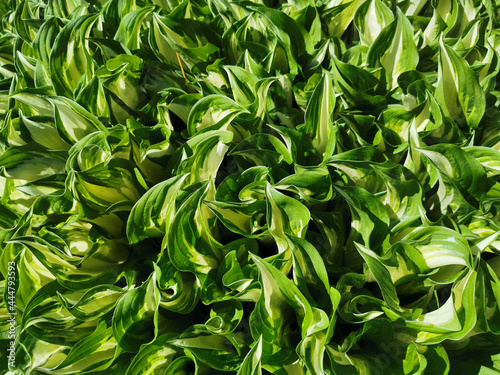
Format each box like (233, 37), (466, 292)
(1, 0), (500, 374)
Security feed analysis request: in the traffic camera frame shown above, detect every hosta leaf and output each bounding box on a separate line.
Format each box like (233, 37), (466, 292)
(435, 37), (486, 129)
(237, 336), (262, 375)
(124, 334), (179, 375)
(186, 94), (249, 137)
(432, 0), (460, 33)
(205, 299), (243, 334)
(154, 257), (201, 314)
(10, 90), (53, 116)
(19, 112), (71, 151)
(167, 181), (222, 276)
(96, 54), (145, 120)
(465, 147), (500, 177)
(331, 57), (386, 109)
(475, 260), (500, 335)
(72, 159), (144, 214)
(378, 170), (424, 233)
(403, 343), (450, 375)
(367, 8), (419, 89)
(238, 3), (312, 74)
(413, 269), (477, 344)
(74, 76), (110, 119)
(266, 184), (310, 253)
(288, 235), (330, 308)
(49, 15), (98, 97)
(127, 174), (187, 244)
(354, 0), (394, 46)
(58, 284), (126, 321)
(172, 130), (233, 185)
(46, 320), (120, 374)
(52, 96), (106, 144)
(335, 185), (390, 258)
(13, 0), (37, 43)
(167, 328), (244, 371)
(215, 166), (269, 203)
(150, 13), (220, 70)
(33, 17), (64, 69)
(9, 233), (128, 290)
(230, 133), (293, 168)
(21, 282), (97, 346)
(112, 272), (160, 352)
(249, 253), (313, 366)
(115, 6), (154, 51)
(397, 226), (472, 278)
(322, 0), (366, 39)
(15, 331), (67, 373)
(223, 65), (259, 107)
(416, 143), (491, 201)
(296, 305), (331, 375)
(0, 145), (66, 181)
(300, 70), (336, 160)
(274, 166), (333, 203)
(205, 200), (267, 238)
(354, 242), (401, 311)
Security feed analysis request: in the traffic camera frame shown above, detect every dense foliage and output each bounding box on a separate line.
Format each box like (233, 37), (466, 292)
(1, 0), (500, 373)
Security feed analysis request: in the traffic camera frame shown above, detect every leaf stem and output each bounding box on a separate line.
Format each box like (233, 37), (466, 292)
(176, 52), (187, 81)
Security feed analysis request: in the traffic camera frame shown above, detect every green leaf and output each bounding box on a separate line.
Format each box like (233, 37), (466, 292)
(334, 185), (390, 258)
(52, 96), (106, 144)
(150, 13), (221, 70)
(19, 112), (71, 151)
(47, 320), (120, 374)
(322, 0), (366, 38)
(274, 166), (333, 203)
(172, 130), (233, 185)
(96, 54), (145, 120)
(186, 94), (249, 137)
(167, 181), (222, 276)
(124, 334), (179, 375)
(167, 326), (244, 371)
(367, 8), (419, 89)
(416, 143), (491, 201)
(300, 70), (336, 160)
(237, 336), (263, 375)
(115, 6), (155, 51)
(0, 145), (66, 181)
(355, 242), (401, 311)
(249, 253), (313, 366)
(205, 200), (267, 238)
(112, 272), (160, 352)
(435, 37), (486, 129)
(266, 183), (310, 253)
(58, 285), (126, 321)
(412, 269), (477, 344)
(127, 175), (187, 244)
(49, 15), (99, 97)
(237, 3), (312, 74)
(354, 0), (394, 46)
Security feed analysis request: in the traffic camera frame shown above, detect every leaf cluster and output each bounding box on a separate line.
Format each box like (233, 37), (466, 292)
(1, 0), (500, 374)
